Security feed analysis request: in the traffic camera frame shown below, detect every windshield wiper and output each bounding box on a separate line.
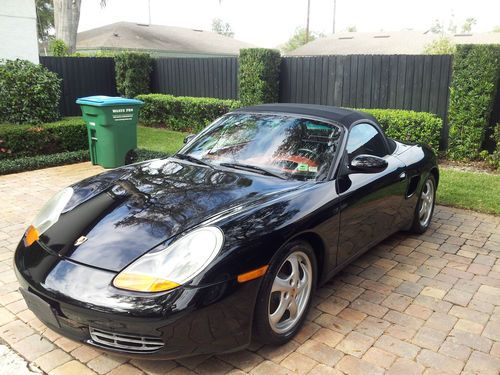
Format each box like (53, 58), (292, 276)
(219, 162), (287, 180)
(174, 153), (214, 169)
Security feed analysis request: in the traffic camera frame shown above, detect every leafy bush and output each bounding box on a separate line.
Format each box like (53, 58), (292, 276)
(0, 150), (90, 176)
(448, 44), (500, 160)
(482, 123), (500, 169)
(239, 48), (281, 106)
(0, 59), (62, 124)
(0, 118), (87, 159)
(0, 148), (173, 176)
(423, 37), (456, 55)
(49, 39), (69, 57)
(135, 148), (171, 162)
(136, 94), (241, 132)
(360, 108), (442, 153)
(114, 52), (152, 98)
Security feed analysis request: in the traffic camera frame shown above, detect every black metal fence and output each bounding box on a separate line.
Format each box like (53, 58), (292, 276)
(40, 56), (118, 116)
(280, 55), (453, 147)
(152, 57), (238, 99)
(40, 55), (453, 146)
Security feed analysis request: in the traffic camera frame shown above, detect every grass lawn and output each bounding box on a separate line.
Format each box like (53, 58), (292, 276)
(437, 168), (500, 215)
(137, 126), (186, 155)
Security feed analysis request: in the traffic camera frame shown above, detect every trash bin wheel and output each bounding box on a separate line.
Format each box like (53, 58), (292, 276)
(125, 149), (138, 165)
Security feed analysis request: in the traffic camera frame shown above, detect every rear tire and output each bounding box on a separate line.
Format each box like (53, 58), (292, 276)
(410, 174), (436, 234)
(253, 241), (316, 345)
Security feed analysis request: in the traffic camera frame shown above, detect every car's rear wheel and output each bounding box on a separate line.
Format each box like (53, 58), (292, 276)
(410, 174), (436, 234)
(253, 241), (316, 345)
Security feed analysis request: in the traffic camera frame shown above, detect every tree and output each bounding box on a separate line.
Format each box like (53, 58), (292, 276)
(35, 0), (54, 42)
(461, 17), (477, 33)
(447, 14), (457, 34)
(346, 25), (357, 32)
(212, 18), (234, 38)
(494, 26), (500, 33)
(423, 37), (456, 55)
(429, 17), (477, 36)
(430, 19), (444, 34)
(53, 0), (106, 53)
(281, 27), (324, 52)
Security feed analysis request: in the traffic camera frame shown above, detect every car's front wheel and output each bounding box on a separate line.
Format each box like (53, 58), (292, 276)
(253, 241), (316, 345)
(410, 174), (436, 234)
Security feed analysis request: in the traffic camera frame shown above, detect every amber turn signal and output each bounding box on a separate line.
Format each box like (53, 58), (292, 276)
(237, 265), (269, 283)
(23, 225), (39, 247)
(113, 273), (180, 292)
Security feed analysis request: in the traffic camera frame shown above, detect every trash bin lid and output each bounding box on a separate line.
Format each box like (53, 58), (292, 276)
(76, 96), (144, 106)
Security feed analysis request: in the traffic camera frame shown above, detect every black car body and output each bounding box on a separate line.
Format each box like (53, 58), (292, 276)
(14, 104), (438, 359)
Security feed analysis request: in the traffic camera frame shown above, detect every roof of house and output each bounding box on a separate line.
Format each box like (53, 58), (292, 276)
(287, 30), (500, 56)
(76, 22), (254, 56)
(234, 103), (373, 127)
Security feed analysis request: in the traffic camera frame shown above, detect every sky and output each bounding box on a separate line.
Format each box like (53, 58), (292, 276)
(79, 0), (500, 48)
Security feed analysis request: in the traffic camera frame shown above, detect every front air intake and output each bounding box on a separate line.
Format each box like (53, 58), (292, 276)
(89, 327), (164, 352)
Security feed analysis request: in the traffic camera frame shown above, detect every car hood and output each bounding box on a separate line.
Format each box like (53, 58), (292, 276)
(40, 158), (305, 272)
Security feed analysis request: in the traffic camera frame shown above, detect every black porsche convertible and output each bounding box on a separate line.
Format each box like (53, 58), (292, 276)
(15, 104), (438, 359)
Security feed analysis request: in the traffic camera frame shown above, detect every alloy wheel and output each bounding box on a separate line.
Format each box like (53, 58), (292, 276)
(268, 250), (313, 334)
(419, 178), (434, 227)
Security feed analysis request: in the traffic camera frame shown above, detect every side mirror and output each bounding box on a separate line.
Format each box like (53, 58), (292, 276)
(183, 134), (196, 144)
(349, 154), (388, 173)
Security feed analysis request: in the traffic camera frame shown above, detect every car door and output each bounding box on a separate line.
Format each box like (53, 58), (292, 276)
(336, 122), (406, 266)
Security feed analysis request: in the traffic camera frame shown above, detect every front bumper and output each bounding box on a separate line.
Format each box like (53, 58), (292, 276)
(14, 241), (260, 359)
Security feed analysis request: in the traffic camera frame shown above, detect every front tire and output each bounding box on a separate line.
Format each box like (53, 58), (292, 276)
(410, 174), (436, 234)
(253, 241), (316, 345)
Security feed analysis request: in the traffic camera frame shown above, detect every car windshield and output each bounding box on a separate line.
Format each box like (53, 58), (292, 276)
(180, 113), (342, 180)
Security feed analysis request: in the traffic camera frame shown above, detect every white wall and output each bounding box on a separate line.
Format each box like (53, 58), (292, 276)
(0, 0), (39, 63)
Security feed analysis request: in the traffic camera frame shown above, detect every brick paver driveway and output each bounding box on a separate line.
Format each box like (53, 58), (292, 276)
(0, 163), (499, 375)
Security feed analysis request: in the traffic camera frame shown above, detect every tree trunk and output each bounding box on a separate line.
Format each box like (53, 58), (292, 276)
(53, 0), (81, 53)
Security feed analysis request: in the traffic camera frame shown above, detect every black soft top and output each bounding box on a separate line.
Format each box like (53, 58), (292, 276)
(233, 103), (377, 128)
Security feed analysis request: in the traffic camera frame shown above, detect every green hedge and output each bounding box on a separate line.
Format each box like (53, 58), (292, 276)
(239, 48), (281, 106)
(0, 148), (172, 176)
(136, 94), (241, 132)
(0, 150), (90, 175)
(0, 117), (87, 159)
(115, 52), (152, 98)
(448, 44), (500, 160)
(135, 148), (171, 161)
(0, 59), (62, 124)
(482, 124), (500, 169)
(360, 108), (442, 153)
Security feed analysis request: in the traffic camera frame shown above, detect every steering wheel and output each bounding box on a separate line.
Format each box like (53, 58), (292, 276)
(297, 148), (318, 159)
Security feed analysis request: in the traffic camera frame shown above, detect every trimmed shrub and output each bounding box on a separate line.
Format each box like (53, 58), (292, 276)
(448, 44), (500, 160)
(0, 59), (62, 124)
(360, 108), (442, 153)
(135, 148), (171, 162)
(0, 150), (90, 176)
(482, 124), (500, 169)
(0, 148), (173, 176)
(136, 94), (241, 132)
(115, 52), (152, 98)
(239, 48), (281, 106)
(0, 117), (87, 159)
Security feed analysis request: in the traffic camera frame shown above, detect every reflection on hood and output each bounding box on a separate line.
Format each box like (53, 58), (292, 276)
(48, 158), (304, 272)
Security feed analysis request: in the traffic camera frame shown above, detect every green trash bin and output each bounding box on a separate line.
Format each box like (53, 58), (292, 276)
(76, 95), (144, 168)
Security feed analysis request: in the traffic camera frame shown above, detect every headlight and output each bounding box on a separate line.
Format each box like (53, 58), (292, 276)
(113, 226), (224, 293)
(23, 187), (74, 247)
